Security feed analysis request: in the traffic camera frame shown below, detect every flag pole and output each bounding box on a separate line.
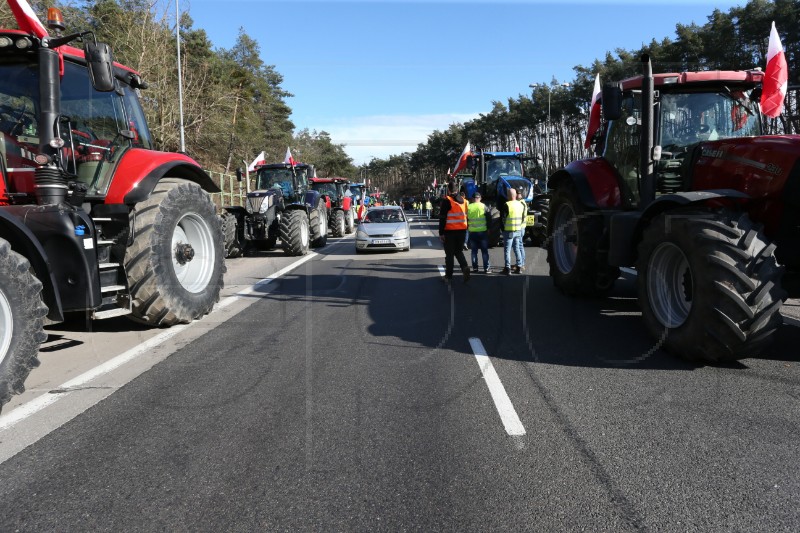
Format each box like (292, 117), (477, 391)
(175, 0), (186, 153)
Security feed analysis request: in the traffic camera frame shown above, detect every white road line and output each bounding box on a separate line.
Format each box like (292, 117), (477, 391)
(438, 265), (446, 277)
(427, 240), (433, 247)
(468, 337), (526, 437)
(0, 252), (320, 431)
(785, 315), (800, 328)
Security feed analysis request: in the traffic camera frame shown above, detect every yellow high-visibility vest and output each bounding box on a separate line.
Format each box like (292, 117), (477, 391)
(467, 202), (488, 232)
(504, 200), (525, 231)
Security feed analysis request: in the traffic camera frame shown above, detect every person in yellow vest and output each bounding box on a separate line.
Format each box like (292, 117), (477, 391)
(438, 181), (470, 283)
(467, 192), (492, 273)
(425, 199), (432, 220)
(500, 188), (527, 275)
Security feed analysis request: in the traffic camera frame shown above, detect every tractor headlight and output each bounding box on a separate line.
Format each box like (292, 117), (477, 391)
(259, 195), (272, 214)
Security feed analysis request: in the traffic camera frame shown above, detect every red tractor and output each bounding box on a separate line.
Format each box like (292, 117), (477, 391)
(547, 55), (797, 363)
(310, 177), (355, 237)
(0, 2), (225, 411)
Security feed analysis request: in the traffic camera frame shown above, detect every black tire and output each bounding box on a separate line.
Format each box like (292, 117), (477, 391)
(345, 210), (355, 234)
(220, 211), (243, 258)
(310, 200), (328, 248)
(529, 196), (549, 247)
(331, 209), (345, 238)
(637, 209), (786, 362)
(280, 209), (310, 256)
(125, 179), (225, 326)
(487, 207), (502, 248)
(0, 240), (48, 412)
(547, 182), (619, 295)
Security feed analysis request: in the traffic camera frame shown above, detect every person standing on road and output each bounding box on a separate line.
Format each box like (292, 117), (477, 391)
(425, 199), (432, 220)
(467, 192), (492, 273)
(500, 188), (526, 275)
(439, 181), (470, 283)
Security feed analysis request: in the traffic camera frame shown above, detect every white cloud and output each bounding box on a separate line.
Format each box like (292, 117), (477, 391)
(311, 113), (480, 165)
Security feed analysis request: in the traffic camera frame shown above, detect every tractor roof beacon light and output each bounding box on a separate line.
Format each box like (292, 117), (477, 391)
(47, 8), (65, 33)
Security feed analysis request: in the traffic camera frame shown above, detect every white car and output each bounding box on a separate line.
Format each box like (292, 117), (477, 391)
(355, 206), (411, 252)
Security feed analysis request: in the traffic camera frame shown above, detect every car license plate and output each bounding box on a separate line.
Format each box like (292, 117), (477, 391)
(526, 215), (535, 225)
(372, 239), (391, 244)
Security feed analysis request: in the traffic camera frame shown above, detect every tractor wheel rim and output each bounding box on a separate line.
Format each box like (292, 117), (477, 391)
(171, 213), (215, 293)
(553, 203), (578, 274)
(320, 210), (327, 237)
(647, 242), (693, 328)
(0, 287), (12, 364)
(301, 219), (309, 248)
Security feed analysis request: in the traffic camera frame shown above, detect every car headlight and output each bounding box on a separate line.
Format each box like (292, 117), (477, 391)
(393, 228), (408, 238)
(357, 229), (368, 239)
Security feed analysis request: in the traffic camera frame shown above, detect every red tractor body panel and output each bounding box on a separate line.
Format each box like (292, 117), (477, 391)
(104, 149), (209, 204)
(567, 159), (622, 208)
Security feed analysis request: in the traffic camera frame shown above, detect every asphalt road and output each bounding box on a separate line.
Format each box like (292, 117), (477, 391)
(1, 218), (799, 531)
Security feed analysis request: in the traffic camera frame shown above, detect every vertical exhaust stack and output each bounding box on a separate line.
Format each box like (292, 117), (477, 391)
(34, 46), (67, 205)
(639, 54), (655, 208)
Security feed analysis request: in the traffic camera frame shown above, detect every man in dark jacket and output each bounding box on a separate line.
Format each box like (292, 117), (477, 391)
(438, 181), (470, 283)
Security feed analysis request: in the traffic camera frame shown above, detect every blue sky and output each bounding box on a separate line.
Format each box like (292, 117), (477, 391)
(187, 0), (747, 164)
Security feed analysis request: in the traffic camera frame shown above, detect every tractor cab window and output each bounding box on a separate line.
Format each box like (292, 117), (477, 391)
(485, 158), (523, 183)
(314, 182), (338, 199)
(659, 90), (760, 151)
(0, 61), (41, 191)
(603, 92), (641, 206)
(257, 168), (293, 195)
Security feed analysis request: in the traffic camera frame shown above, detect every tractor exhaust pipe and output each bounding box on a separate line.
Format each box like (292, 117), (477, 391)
(639, 54), (655, 208)
(35, 47), (68, 205)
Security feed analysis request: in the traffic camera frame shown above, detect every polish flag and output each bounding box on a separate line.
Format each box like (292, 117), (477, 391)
(514, 143), (521, 152)
(283, 147), (296, 166)
(450, 142), (471, 177)
(432, 176), (437, 188)
(584, 74), (602, 149)
(247, 151), (265, 172)
(760, 21), (788, 118)
(8, 0), (48, 38)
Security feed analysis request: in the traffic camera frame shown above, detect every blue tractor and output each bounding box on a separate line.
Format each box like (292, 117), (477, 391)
(459, 150), (541, 247)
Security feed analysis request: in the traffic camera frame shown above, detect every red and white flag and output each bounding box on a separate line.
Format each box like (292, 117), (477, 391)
(761, 21), (788, 118)
(584, 74), (602, 149)
(247, 151), (265, 172)
(451, 142), (471, 177)
(283, 147), (296, 166)
(8, 0), (48, 38)
(432, 176), (437, 188)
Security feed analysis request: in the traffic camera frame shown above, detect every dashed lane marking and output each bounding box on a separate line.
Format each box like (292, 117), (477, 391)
(468, 337), (526, 437)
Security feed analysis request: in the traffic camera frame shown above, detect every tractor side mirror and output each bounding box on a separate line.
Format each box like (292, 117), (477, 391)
(85, 41), (116, 92)
(235, 168), (243, 182)
(602, 83), (623, 121)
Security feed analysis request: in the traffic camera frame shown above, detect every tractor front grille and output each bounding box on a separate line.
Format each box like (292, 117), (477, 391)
(247, 194), (269, 213)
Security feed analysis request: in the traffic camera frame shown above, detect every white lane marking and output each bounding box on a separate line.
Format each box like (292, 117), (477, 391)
(0, 252), (319, 431)
(427, 240), (433, 247)
(784, 315), (800, 328)
(468, 337), (526, 437)
(621, 267), (637, 276)
(438, 265), (446, 277)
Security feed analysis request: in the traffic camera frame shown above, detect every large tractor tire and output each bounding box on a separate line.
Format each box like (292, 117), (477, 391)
(547, 182), (619, 295)
(527, 196), (550, 247)
(0, 240), (48, 412)
(280, 209), (311, 256)
(487, 207), (502, 248)
(637, 209), (786, 363)
(345, 210), (355, 234)
(125, 179), (225, 326)
(220, 211), (243, 258)
(331, 209), (346, 238)
(310, 200), (328, 248)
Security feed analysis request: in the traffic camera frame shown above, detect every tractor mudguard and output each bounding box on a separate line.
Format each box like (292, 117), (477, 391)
(549, 159), (622, 209)
(0, 209), (64, 322)
(607, 189), (751, 267)
(304, 189), (321, 210)
(105, 149), (220, 205)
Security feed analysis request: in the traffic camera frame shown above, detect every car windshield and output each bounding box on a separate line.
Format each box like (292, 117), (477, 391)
(485, 158), (523, 182)
(364, 209), (404, 223)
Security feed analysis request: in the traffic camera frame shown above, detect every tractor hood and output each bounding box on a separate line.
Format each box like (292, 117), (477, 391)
(246, 188), (282, 214)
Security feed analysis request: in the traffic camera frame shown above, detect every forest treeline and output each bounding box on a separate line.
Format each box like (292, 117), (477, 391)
(1, 0), (798, 196)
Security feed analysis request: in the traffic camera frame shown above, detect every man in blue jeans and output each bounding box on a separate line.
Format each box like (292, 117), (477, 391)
(467, 192), (492, 273)
(500, 188), (526, 275)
